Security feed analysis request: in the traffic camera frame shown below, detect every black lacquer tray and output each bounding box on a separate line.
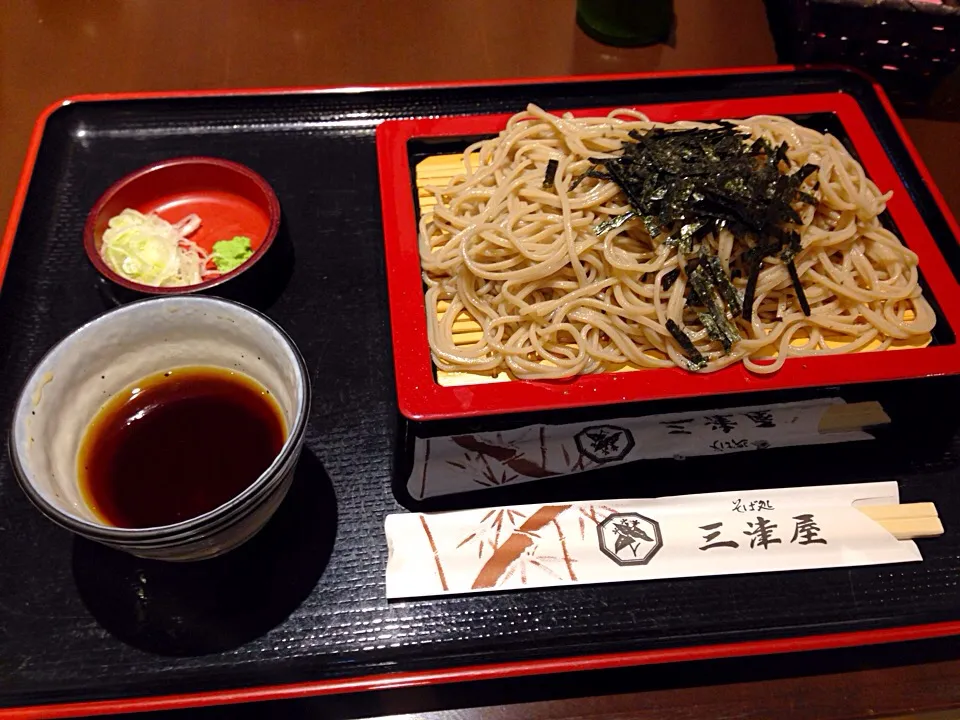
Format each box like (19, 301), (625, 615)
(3, 67), (960, 718)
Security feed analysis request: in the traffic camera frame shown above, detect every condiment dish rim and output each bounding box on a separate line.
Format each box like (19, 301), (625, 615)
(82, 156), (281, 295)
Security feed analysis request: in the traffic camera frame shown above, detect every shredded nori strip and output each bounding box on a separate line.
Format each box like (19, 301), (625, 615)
(643, 214), (663, 238)
(660, 268), (680, 291)
(665, 319), (707, 370)
(781, 251), (811, 316)
(702, 254), (742, 317)
(698, 310), (740, 353)
(593, 211), (636, 236)
(779, 232), (811, 316)
(570, 166), (612, 191)
(697, 311), (731, 353)
(742, 258), (761, 323)
(689, 266), (740, 352)
(687, 286), (703, 307)
(591, 121), (818, 351)
(666, 221), (707, 254)
(786, 259), (810, 315)
(543, 159), (559, 190)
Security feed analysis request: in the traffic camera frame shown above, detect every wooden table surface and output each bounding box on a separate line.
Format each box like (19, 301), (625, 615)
(3, 1), (960, 718)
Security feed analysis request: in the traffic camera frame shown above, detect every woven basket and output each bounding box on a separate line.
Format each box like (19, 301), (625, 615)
(764, 0), (960, 115)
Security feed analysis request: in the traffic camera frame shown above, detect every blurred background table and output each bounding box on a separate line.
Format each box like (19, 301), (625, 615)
(3, 1), (960, 718)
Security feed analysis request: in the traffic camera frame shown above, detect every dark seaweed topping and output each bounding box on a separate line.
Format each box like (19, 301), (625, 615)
(689, 265), (740, 352)
(742, 257), (762, 323)
(665, 319), (707, 370)
(593, 211), (636, 236)
(590, 121), (819, 353)
(687, 285), (704, 308)
(543, 159), (559, 189)
(781, 236), (811, 317)
(660, 268), (680, 291)
(785, 259), (810, 316)
(702, 254), (743, 317)
(569, 165), (613, 191)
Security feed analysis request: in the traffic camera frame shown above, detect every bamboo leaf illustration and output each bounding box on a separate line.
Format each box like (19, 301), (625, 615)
(456, 532), (477, 548)
(450, 435), (554, 478)
(529, 558), (563, 581)
(452, 435), (519, 462)
(506, 456), (556, 478)
(629, 527), (654, 542)
(470, 505), (573, 590)
(615, 534), (633, 553)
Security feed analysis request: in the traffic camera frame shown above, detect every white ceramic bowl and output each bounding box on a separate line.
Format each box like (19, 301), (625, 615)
(8, 296), (310, 561)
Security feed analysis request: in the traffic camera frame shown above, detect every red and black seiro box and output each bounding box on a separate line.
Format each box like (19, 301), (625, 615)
(377, 67), (960, 510)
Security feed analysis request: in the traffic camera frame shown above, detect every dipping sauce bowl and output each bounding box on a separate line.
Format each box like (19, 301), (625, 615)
(8, 295), (310, 561)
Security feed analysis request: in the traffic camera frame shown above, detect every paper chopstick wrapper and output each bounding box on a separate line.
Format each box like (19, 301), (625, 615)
(385, 481), (923, 599)
(409, 398), (886, 500)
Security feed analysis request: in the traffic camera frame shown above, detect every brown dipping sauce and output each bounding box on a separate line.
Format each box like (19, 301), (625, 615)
(78, 366), (286, 529)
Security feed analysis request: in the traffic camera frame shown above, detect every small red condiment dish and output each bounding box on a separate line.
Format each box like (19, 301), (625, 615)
(84, 157), (285, 306)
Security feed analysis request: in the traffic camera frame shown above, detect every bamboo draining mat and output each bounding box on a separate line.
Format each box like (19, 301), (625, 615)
(416, 154), (932, 388)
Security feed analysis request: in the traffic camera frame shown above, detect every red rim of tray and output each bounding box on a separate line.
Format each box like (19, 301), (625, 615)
(377, 91), (960, 422)
(83, 156), (281, 294)
(5, 67), (960, 718)
(6, 620), (960, 719)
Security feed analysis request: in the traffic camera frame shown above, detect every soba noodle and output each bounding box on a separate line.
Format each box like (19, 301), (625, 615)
(419, 104), (935, 378)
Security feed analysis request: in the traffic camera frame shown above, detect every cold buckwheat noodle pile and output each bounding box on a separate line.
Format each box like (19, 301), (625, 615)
(418, 104), (935, 378)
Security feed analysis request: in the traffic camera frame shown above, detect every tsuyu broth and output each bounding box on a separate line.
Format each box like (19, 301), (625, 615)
(78, 366), (285, 529)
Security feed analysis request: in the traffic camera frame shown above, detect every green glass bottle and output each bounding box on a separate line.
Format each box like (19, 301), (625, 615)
(576, 0), (673, 48)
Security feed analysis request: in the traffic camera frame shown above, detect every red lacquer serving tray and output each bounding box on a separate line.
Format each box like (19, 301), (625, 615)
(377, 92), (960, 422)
(5, 67), (960, 720)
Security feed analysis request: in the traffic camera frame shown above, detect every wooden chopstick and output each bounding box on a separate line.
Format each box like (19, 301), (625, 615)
(857, 502), (943, 540)
(878, 517), (945, 540)
(818, 401), (891, 433)
(858, 502), (937, 521)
